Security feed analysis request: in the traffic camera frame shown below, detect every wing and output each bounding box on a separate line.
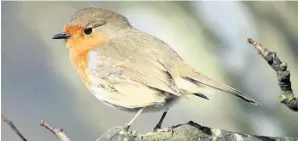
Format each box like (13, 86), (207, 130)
(102, 56), (184, 109)
(117, 56), (183, 97)
(93, 35), (184, 97)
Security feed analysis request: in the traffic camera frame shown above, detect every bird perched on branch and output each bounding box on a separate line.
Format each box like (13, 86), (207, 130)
(52, 7), (259, 132)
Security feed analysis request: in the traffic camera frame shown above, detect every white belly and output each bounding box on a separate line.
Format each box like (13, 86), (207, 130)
(88, 82), (179, 112)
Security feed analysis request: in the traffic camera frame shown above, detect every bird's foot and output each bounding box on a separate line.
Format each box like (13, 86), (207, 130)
(153, 124), (170, 133)
(153, 127), (171, 133)
(153, 124), (161, 132)
(119, 124), (130, 135)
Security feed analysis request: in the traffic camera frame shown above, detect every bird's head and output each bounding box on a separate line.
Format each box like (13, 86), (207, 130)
(52, 7), (131, 50)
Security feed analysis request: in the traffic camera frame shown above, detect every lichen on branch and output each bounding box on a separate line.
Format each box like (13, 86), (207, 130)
(96, 121), (297, 141)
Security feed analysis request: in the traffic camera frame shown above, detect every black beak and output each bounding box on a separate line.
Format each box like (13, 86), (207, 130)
(52, 32), (72, 39)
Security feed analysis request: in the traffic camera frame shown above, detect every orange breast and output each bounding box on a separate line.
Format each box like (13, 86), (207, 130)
(65, 26), (109, 87)
(74, 53), (89, 85)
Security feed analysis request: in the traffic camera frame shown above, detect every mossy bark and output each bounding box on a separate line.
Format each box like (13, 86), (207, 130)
(96, 121), (298, 141)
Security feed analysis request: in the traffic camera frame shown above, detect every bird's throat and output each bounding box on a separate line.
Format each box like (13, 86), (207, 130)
(70, 49), (90, 86)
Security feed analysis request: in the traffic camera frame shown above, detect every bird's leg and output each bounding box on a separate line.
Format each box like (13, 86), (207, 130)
(120, 108), (144, 134)
(153, 110), (168, 131)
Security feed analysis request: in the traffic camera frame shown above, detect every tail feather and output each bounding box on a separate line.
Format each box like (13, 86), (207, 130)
(185, 73), (259, 105)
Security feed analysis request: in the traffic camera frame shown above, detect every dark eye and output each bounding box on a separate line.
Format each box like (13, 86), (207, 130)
(84, 28), (93, 35)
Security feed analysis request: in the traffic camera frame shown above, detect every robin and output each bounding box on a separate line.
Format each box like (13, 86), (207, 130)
(52, 7), (259, 132)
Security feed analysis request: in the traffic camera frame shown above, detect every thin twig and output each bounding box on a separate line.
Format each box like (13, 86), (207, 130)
(40, 120), (70, 141)
(1, 113), (28, 141)
(246, 38), (298, 111)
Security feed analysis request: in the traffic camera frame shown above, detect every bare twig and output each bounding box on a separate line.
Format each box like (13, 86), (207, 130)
(1, 113), (28, 141)
(40, 120), (70, 141)
(246, 38), (298, 111)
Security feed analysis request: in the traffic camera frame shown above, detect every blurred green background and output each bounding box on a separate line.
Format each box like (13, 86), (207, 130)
(2, 1), (298, 141)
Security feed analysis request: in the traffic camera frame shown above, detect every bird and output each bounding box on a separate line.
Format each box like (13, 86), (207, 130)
(52, 7), (259, 132)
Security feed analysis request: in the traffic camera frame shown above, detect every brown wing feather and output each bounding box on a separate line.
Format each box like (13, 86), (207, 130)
(119, 56), (183, 97)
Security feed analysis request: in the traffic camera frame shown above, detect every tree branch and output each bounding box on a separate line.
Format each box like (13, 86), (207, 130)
(40, 120), (70, 141)
(1, 113), (28, 141)
(96, 121), (297, 141)
(246, 38), (298, 111)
